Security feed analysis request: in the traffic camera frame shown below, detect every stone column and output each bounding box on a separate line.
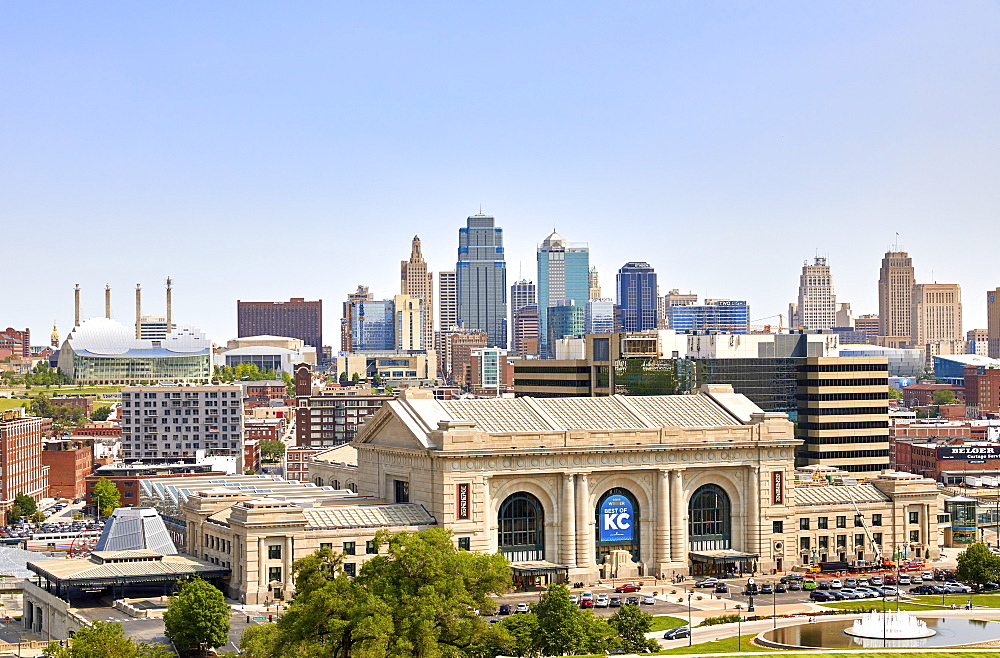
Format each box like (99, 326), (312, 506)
(561, 473), (577, 568)
(656, 469), (671, 569)
(747, 467), (761, 558)
(670, 469), (686, 562)
(482, 476), (494, 553)
(258, 538), (267, 602)
(576, 473), (593, 568)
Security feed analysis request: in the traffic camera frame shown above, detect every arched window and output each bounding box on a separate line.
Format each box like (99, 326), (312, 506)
(331, 479), (341, 489)
(688, 484), (731, 551)
(498, 492), (544, 561)
(345, 481), (356, 493)
(594, 488), (640, 564)
(314, 477), (323, 487)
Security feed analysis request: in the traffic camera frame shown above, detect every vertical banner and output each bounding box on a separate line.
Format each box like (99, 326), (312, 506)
(456, 483), (470, 519)
(772, 471), (784, 505)
(599, 493), (634, 542)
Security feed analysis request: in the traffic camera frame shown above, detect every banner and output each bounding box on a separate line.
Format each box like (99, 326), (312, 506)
(456, 483), (470, 520)
(772, 471), (784, 505)
(939, 446), (1000, 460)
(599, 493), (634, 542)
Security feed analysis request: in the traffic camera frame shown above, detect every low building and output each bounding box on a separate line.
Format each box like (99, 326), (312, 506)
(894, 438), (1000, 484)
(964, 364), (1000, 418)
(294, 365), (393, 448)
(901, 382), (965, 408)
(86, 463), (229, 511)
(285, 446), (325, 483)
(307, 444), (358, 489)
(48, 396), (95, 417)
(41, 438), (93, 500)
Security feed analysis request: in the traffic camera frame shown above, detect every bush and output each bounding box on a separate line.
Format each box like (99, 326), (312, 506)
(698, 614), (742, 627)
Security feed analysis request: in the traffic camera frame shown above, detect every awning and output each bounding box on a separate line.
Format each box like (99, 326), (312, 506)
(689, 550), (760, 563)
(509, 561), (570, 575)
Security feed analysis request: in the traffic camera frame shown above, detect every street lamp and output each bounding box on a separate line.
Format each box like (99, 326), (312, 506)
(746, 577), (755, 613)
(772, 585), (777, 627)
(687, 592), (693, 647)
(737, 611), (742, 651)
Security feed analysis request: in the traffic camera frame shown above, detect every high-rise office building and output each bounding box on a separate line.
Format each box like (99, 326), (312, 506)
(659, 289), (698, 329)
(438, 271), (457, 331)
(393, 294), (423, 351)
(546, 301), (585, 352)
(400, 236), (434, 350)
(988, 288), (1000, 359)
(616, 262), (658, 333)
(789, 257), (837, 330)
(237, 298), (323, 352)
(669, 300), (750, 334)
(877, 251), (915, 348)
(589, 267), (601, 299)
(911, 283), (962, 349)
(537, 230), (589, 357)
(854, 315), (880, 344)
(340, 286), (373, 352)
(342, 293), (394, 353)
(510, 279), (536, 314)
(456, 214), (507, 348)
(511, 305), (539, 358)
(585, 299), (615, 334)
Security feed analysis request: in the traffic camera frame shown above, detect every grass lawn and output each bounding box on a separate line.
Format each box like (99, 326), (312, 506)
(10, 386), (121, 398)
(913, 594), (1000, 608)
(651, 634), (777, 654)
(649, 615), (689, 632)
(819, 600), (948, 611)
(0, 398), (27, 412)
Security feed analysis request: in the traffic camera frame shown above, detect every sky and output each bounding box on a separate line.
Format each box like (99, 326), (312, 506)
(3, 2), (999, 345)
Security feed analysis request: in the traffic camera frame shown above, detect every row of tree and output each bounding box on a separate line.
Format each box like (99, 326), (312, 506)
(1, 362), (72, 387)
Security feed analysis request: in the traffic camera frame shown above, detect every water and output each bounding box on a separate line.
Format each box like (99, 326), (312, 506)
(762, 618), (1000, 649)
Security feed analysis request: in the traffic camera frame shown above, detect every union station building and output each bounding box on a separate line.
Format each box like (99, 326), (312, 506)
(182, 386), (941, 603)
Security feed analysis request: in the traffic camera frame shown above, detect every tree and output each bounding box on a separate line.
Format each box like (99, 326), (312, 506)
(92, 477), (122, 518)
(351, 373), (360, 383)
(90, 406), (113, 421)
(164, 577), (231, 654)
(281, 371), (295, 396)
(956, 542), (1000, 589)
(933, 390), (958, 405)
(607, 603), (659, 652)
(532, 584), (616, 656)
(43, 620), (172, 658)
(259, 439), (286, 461)
(372, 372), (383, 387)
(888, 387), (903, 401)
(7, 493), (38, 524)
(339, 371), (349, 385)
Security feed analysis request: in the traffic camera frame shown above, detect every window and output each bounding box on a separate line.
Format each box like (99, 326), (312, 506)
(873, 533), (883, 546)
(818, 536), (829, 549)
(366, 540), (377, 554)
(268, 567), (282, 583)
(498, 492), (545, 561)
(817, 517), (828, 529)
(799, 537), (810, 550)
(909, 530), (920, 543)
(394, 479), (409, 503)
(909, 511), (919, 524)
(343, 563), (356, 578)
(688, 484), (731, 551)
(320, 543), (332, 550)
(343, 542), (356, 556)
(458, 537), (471, 551)
(854, 534), (865, 546)
(268, 544), (282, 560)
(836, 535), (847, 547)
(799, 518), (810, 530)
(854, 515), (864, 527)
(772, 521), (784, 534)
(872, 514), (882, 527)
(836, 516), (846, 528)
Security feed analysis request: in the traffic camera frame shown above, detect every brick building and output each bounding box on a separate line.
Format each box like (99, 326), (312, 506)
(964, 364), (1000, 418)
(0, 410), (49, 512)
(293, 364), (393, 448)
(237, 298), (323, 352)
(41, 438), (93, 499)
(0, 328), (30, 359)
(49, 396), (95, 417)
(900, 382), (965, 408)
(284, 446), (324, 482)
(239, 381), (289, 401)
(85, 463), (228, 510)
(893, 438), (1000, 484)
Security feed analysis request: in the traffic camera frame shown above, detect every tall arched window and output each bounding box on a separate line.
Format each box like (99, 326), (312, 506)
(498, 492), (544, 561)
(594, 488), (640, 565)
(688, 484), (731, 551)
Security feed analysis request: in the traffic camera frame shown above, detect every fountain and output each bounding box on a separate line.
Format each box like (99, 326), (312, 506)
(844, 610), (936, 639)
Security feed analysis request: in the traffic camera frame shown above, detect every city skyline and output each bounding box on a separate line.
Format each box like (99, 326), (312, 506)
(4, 3), (999, 342)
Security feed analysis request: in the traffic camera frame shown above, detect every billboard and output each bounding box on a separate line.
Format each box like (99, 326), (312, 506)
(599, 493), (634, 542)
(939, 446), (1000, 460)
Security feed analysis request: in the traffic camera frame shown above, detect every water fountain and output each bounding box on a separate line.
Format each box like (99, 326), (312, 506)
(844, 610), (936, 639)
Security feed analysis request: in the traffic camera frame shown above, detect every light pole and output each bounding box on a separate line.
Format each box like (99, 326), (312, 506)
(687, 592), (693, 647)
(772, 585), (776, 626)
(737, 611), (742, 651)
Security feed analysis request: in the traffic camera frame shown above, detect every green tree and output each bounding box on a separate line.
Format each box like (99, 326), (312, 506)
(351, 372), (360, 383)
(339, 371), (349, 385)
(956, 542), (1000, 589)
(533, 584), (616, 656)
(259, 439), (286, 461)
(6, 493), (38, 524)
(607, 603), (659, 652)
(933, 390), (958, 405)
(42, 620), (172, 658)
(372, 372), (383, 387)
(490, 613), (541, 658)
(164, 577), (231, 654)
(888, 386), (903, 400)
(92, 477), (122, 518)
(281, 371), (295, 396)
(90, 406), (113, 421)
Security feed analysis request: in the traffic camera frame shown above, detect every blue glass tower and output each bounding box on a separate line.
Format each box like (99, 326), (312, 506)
(456, 214), (507, 347)
(616, 262), (659, 332)
(669, 300), (750, 334)
(348, 299), (395, 351)
(537, 230), (590, 357)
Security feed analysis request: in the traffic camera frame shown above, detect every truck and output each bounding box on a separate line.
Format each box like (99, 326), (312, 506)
(965, 476), (983, 487)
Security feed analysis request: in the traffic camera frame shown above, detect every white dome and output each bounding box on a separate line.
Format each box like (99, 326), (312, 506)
(67, 317), (135, 355)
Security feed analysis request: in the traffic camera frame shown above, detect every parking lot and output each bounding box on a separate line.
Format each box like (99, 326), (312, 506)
(487, 584), (689, 619)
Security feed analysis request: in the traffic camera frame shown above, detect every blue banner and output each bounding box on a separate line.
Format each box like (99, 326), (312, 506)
(599, 494), (634, 542)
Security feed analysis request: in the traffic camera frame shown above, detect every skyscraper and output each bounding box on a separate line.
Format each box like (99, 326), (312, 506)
(456, 214), (507, 348)
(911, 283), (962, 349)
(537, 230), (589, 357)
(546, 301), (585, 353)
(511, 305), (539, 358)
(789, 257), (837, 330)
(341, 286), (373, 352)
(585, 298), (615, 334)
(988, 288), (1000, 359)
(237, 298), (323, 351)
(877, 251), (915, 348)
(669, 300), (750, 334)
(393, 294), (423, 351)
(616, 262), (658, 333)
(438, 271), (457, 330)
(510, 279), (536, 314)
(659, 289), (698, 329)
(400, 236), (434, 350)
(589, 267), (601, 299)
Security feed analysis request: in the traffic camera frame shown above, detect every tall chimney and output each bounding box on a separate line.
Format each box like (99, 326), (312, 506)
(74, 284), (81, 327)
(135, 284), (142, 339)
(105, 284), (112, 319)
(165, 276), (173, 335)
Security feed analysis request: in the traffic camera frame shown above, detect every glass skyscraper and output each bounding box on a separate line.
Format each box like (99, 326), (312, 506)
(537, 230), (589, 357)
(456, 214), (507, 348)
(616, 261), (658, 332)
(669, 300), (750, 334)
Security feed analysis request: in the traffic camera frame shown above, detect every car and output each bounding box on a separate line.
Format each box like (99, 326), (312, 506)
(760, 584), (773, 594)
(983, 582), (1000, 591)
(909, 584), (935, 595)
(694, 578), (719, 588)
(780, 574), (805, 583)
(802, 580), (816, 591)
(497, 604), (512, 615)
(775, 583), (787, 593)
(885, 575), (897, 585)
(714, 583), (729, 594)
(817, 580), (830, 590)
(626, 596), (640, 606)
(882, 586), (899, 596)
(515, 603), (529, 613)
(854, 588), (878, 599)
(595, 596), (609, 608)
(830, 579), (843, 589)
(579, 598), (594, 608)
(615, 584), (641, 593)
(911, 575), (923, 583)
(663, 626), (691, 640)
(870, 576), (884, 586)
(609, 596), (622, 607)
(829, 591), (848, 600)
(581, 591), (594, 601)
(809, 591), (835, 602)
(857, 578), (870, 587)
(922, 571), (934, 580)
(845, 578), (857, 587)
(898, 576), (911, 585)
(950, 583), (972, 593)
(838, 588), (860, 599)
(569, 595), (579, 604)
(642, 595), (656, 605)
(788, 581), (802, 591)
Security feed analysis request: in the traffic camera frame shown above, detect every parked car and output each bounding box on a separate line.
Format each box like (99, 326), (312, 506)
(498, 604), (512, 615)
(714, 583), (729, 594)
(803, 580), (816, 591)
(780, 574), (805, 583)
(515, 603), (529, 613)
(609, 596), (623, 607)
(885, 575), (897, 585)
(911, 575), (923, 583)
(857, 578), (870, 587)
(663, 626), (691, 640)
(626, 596), (641, 606)
(882, 586), (899, 596)
(569, 594), (579, 604)
(898, 575), (911, 585)
(775, 583), (787, 593)
(830, 579), (843, 589)
(845, 578), (857, 587)
(788, 581), (802, 591)
(595, 595), (609, 608)
(817, 580), (831, 590)
(642, 595), (656, 605)
(909, 584), (936, 595)
(695, 578), (719, 588)
(838, 588), (860, 599)
(921, 571), (934, 580)
(581, 591), (594, 601)
(579, 598), (594, 608)
(810, 591), (835, 602)
(615, 584), (642, 593)
(870, 576), (883, 586)
(760, 584), (774, 594)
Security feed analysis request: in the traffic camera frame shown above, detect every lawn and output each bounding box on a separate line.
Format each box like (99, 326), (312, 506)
(651, 634), (777, 654)
(912, 594), (1000, 608)
(649, 615), (689, 632)
(0, 398), (27, 412)
(819, 600), (948, 611)
(9, 386), (121, 398)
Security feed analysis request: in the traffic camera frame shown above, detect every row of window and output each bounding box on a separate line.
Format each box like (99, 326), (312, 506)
(800, 378), (889, 387)
(796, 392), (889, 402)
(125, 391), (238, 399)
(803, 435), (890, 445)
(800, 364), (889, 373)
(775, 511), (920, 534)
(512, 378), (590, 387)
(801, 449), (891, 459)
(797, 421), (889, 431)
(799, 406), (888, 416)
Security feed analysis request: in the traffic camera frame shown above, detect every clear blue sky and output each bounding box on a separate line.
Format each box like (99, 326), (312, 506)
(4, 2), (999, 343)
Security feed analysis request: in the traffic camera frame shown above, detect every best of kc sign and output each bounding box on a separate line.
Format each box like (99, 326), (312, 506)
(599, 493), (634, 542)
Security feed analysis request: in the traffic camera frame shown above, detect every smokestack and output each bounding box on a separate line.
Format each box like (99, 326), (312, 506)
(105, 284), (112, 319)
(74, 284), (81, 327)
(135, 284), (142, 339)
(165, 276), (173, 335)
